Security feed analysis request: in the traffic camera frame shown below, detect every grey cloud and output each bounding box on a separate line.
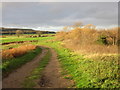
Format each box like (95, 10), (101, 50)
(2, 2), (118, 29)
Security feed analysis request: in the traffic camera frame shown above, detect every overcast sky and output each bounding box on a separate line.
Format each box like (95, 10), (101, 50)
(1, 2), (118, 31)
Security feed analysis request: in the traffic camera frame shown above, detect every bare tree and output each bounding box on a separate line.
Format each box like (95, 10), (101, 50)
(72, 22), (83, 28)
(16, 30), (24, 37)
(107, 28), (118, 45)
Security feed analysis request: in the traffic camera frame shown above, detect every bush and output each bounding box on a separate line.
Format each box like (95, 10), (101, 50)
(97, 35), (108, 45)
(56, 24), (119, 54)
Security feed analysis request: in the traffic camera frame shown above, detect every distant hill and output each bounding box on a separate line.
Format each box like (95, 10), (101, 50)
(0, 27), (56, 35)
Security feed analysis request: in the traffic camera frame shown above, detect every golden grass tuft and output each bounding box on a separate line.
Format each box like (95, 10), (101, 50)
(2, 44), (36, 60)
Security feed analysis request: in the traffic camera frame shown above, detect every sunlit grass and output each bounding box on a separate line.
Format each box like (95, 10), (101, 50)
(1, 36), (54, 43)
(33, 39), (119, 88)
(22, 48), (52, 88)
(1, 35), (119, 88)
(2, 44), (36, 60)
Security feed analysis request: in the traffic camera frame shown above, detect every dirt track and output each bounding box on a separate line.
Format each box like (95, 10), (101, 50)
(2, 46), (47, 88)
(35, 48), (74, 88)
(2, 46), (74, 88)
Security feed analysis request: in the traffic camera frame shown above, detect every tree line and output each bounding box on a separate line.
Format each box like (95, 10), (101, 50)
(0, 27), (56, 35)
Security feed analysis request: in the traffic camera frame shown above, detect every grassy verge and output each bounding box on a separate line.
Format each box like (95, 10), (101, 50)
(2, 47), (42, 77)
(22, 48), (52, 88)
(33, 40), (119, 88)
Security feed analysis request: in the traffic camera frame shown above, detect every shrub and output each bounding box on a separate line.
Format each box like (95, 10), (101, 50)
(97, 35), (108, 45)
(56, 24), (119, 54)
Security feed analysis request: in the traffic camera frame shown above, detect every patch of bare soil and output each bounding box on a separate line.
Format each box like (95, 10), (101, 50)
(2, 46), (47, 88)
(35, 48), (74, 88)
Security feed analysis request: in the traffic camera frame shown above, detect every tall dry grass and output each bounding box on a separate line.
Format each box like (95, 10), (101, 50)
(2, 44), (36, 60)
(56, 25), (119, 54)
(63, 43), (118, 54)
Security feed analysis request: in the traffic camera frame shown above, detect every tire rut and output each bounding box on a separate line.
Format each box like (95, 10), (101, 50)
(35, 48), (74, 88)
(2, 46), (48, 88)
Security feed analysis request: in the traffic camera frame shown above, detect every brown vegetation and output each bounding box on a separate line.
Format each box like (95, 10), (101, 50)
(0, 36), (6, 38)
(1, 44), (36, 60)
(56, 24), (119, 54)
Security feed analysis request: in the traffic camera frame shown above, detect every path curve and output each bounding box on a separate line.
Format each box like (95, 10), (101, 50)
(2, 46), (47, 88)
(35, 47), (74, 88)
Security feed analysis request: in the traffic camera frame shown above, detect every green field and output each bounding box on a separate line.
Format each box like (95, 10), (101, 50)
(1, 36), (54, 50)
(1, 36), (54, 43)
(1, 36), (119, 88)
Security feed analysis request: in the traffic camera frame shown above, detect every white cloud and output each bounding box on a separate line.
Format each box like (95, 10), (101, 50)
(2, 24), (64, 31)
(96, 25), (118, 29)
(34, 26), (64, 31)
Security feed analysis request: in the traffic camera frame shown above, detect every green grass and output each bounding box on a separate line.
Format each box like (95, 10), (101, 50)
(1, 36), (54, 43)
(1, 36), (119, 88)
(32, 39), (119, 88)
(1, 43), (24, 50)
(1, 47), (42, 77)
(22, 48), (52, 88)
(1, 36), (54, 50)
